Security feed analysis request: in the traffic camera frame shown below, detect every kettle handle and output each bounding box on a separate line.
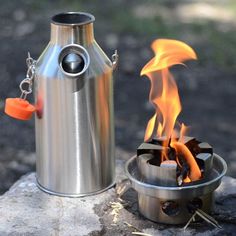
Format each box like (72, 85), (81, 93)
(112, 50), (118, 70)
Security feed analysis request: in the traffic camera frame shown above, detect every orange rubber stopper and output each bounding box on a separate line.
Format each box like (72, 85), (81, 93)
(5, 98), (36, 120)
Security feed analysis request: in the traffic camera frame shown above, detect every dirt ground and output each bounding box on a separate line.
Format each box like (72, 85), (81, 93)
(0, 0), (236, 194)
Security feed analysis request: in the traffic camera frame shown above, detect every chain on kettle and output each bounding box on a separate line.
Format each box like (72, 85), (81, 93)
(4, 53), (37, 120)
(19, 52), (37, 100)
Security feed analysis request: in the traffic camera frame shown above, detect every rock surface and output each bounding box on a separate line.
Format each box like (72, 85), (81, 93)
(0, 161), (235, 236)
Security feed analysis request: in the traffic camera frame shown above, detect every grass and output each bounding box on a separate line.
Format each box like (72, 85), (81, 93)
(111, 9), (236, 69)
(13, 0), (236, 69)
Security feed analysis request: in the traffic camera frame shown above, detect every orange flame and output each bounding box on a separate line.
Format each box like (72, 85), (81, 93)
(141, 39), (201, 182)
(141, 39), (197, 142)
(178, 123), (189, 143)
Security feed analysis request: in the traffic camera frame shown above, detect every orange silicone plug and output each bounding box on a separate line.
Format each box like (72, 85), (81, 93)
(5, 98), (36, 120)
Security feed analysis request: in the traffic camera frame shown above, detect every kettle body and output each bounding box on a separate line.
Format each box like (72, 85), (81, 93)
(34, 12), (115, 196)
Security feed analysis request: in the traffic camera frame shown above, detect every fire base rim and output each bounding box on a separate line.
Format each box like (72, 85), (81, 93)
(125, 153), (227, 199)
(125, 153), (226, 224)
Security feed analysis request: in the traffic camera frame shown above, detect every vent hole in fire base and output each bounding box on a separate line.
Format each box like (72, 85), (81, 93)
(161, 201), (180, 216)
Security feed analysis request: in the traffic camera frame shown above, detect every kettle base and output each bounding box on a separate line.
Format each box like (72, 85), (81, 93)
(36, 180), (116, 198)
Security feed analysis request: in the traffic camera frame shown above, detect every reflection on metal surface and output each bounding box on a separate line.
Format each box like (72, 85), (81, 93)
(35, 12), (116, 196)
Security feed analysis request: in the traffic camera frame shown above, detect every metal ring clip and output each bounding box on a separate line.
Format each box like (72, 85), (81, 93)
(19, 78), (33, 99)
(112, 50), (118, 70)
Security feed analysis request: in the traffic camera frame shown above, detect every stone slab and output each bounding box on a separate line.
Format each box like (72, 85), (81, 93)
(0, 160), (235, 236)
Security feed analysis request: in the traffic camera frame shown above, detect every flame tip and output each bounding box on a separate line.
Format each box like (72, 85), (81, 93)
(141, 38), (200, 183)
(142, 38), (197, 149)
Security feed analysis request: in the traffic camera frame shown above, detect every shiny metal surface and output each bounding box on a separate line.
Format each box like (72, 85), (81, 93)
(138, 193), (213, 224)
(126, 154), (227, 200)
(61, 53), (85, 74)
(37, 179), (115, 197)
(125, 154), (227, 224)
(138, 154), (178, 187)
(35, 12), (115, 196)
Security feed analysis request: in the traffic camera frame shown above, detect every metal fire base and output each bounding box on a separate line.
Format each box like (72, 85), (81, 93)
(125, 154), (227, 224)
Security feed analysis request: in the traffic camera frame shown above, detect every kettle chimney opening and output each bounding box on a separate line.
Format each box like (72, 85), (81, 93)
(52, 12), (95, 26)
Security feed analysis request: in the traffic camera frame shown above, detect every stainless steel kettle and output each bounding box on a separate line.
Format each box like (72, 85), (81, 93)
(34, 12), (118, 196)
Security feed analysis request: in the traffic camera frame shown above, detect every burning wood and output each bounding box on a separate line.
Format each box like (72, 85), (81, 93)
(137, 137), (213, 186)
(171, 142), (201, 181)
(177, 160), (190, 186)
